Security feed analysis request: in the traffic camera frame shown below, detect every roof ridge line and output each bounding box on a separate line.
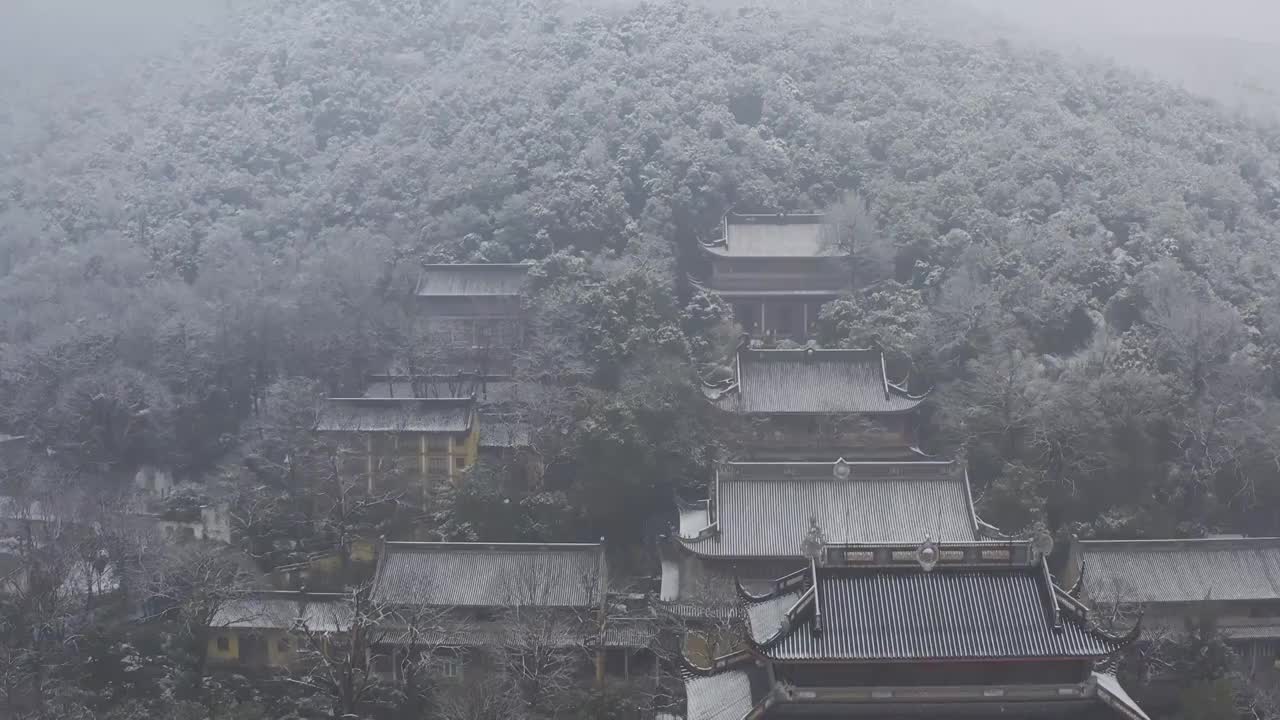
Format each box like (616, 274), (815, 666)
(384, 541), (604, 549)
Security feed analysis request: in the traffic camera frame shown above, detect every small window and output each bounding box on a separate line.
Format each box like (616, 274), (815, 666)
(439, 655), (461, 679)
(454, 457), (468, 472)
(216, 636), (230, 652)
(277, 638), (290, 653)
(427, 456), (449, 477)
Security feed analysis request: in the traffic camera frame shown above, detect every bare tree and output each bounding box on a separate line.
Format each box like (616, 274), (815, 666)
(291, 585), (464, 720)
(132, 539), (255, 694)
(489, 556), (604, 717)
(821, 191), (894, 290)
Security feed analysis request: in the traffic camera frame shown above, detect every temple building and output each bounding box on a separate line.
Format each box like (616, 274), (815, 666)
(663, 459), (1002, 623)
(368, 541), (656, 686)
(704, 346), (928, 461)
(415, 263), (530, 373)
(697, 212), (850, 341)
(361, 372), (541, 485)
(683, 538), (1147, 720)
(316, 396), (479, 499)
(207, 590), (350, 670)
(1067, 536), (1280, 676)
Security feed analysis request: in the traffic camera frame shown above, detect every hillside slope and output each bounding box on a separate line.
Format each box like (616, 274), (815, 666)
(1, 0), (1279, 537)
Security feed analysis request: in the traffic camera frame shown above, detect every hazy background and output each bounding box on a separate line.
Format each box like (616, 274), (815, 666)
(963, 0), (1280, 118)
(5, 0), (1280, 118)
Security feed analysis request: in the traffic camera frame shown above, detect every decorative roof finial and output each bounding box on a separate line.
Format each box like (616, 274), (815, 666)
(801, 517), (826, 562)
(916, 534), (939, 572)
(833, 458), (851, 481)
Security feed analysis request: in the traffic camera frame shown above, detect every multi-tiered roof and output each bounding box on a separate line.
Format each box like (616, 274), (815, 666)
(683, 539), (1147, 720)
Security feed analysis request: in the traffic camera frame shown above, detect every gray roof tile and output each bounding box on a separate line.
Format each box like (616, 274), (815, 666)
(685, 669), (755, 720)
(363, 379), (522, 406)
(752, 567), (1120, 661)
(703, 213), (839, 258)
(1079, 537), (1280, 604)
(316, 398), (473, 433)
(713, 348), (925, 414)
(212, 592), (351, 631)
(679, 461), (978, 558)
(372, 542), (605, 608)
(415, 264), (529, 297)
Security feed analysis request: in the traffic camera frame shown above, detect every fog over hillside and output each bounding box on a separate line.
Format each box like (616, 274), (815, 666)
(963, 0), (1280, 117)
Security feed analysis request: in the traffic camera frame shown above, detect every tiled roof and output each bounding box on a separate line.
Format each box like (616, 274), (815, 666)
(363, 377), (522, 405)
(710, 348), (926, 414)
(415, 264), (530, 297)
(212, 592), (350, 632)
(383, 620), (590, 648)
(749, 566), (1121, 662)
(372, 542), (605, 608)
(1095, 672), (1152, 720)
(678, 461), (978, 558)
(685, 669), (756, 720)
(702, 213), (839, 258)
(316, 398), (473, 433)
(1078, 538), (1280, 604)
(603, 619), (658, 648)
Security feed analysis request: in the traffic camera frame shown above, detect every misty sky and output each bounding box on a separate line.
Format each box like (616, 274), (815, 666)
(963, 0), (1280, 44)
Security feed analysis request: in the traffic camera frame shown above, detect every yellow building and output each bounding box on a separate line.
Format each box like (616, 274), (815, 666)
(207, 591), (350, 670)
(316, 397), (479, 500)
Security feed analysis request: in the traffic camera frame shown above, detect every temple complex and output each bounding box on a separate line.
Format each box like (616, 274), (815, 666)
(675, 230), (1150, 717)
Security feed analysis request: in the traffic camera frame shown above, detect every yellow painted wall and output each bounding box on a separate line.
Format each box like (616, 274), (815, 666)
(206, 630), (296, 668)
(351, 538), (376, 563)
(207, 631), (239, 663)
(266, 630), (294, 667)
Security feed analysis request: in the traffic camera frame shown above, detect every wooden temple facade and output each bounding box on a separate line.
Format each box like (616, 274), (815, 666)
(414, 263), (530, 373)
(703, 345), (929, 460)
(697, 212), (851, 342)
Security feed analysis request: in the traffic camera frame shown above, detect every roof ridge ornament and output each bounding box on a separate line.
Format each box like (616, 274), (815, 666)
(833, 458), (851, 481)
(801, 517), (826, 562)
(916, 535), (940, 572)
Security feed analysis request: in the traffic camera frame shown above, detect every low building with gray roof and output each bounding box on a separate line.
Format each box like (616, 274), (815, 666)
(704, 345), (929, 460)
(1068, 536), (1280, 674)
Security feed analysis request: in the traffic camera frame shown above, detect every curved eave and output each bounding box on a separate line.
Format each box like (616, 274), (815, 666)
(735, 567), (809, 602)
(1052, 582), (1142, 650)
(700, 380), (739, 402)
(976, 518), (1025, 542)
(680, 647), (756, 677)
(699, 240), (731, 256)
(746, 586), (816, 650)
(676, 531), (721, 553)
(888, 381), (933, 403)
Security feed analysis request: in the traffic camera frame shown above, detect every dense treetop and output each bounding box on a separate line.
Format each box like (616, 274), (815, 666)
(2, 0), (1280, 539)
